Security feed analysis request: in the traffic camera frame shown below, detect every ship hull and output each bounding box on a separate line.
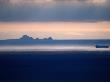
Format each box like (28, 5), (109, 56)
(96, 45), (109, 48)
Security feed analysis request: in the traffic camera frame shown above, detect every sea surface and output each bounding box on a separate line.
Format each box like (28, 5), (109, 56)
(0, 45), (110, 82)
(0, 45), (110, 51)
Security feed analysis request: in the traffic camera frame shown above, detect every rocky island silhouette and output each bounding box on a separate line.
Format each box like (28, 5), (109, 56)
(20, 35), (53, 41)
(0, 35), (110, 46)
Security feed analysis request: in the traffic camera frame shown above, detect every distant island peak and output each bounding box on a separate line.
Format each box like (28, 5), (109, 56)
(20, 35), (53, 40)
(0, 35), (110, 46)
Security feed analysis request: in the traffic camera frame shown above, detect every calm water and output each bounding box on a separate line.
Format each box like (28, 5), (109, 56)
(0, 51), (110, 81)
(0, 45), (110, 51)
(0, 45), (110, 81)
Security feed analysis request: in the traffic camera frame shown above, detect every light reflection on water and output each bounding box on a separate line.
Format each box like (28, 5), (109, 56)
(0, 45), (110, 51)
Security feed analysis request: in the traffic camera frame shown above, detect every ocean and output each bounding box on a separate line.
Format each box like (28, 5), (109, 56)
(0, 45), (110, 51)
(0, 45), (110, 82)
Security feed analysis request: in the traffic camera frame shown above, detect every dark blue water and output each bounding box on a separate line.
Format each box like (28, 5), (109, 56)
(0, 51), (110, 82)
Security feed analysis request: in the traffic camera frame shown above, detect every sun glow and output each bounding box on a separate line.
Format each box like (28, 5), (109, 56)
(86, 0), (107, 4)
(0, 22), (110, 40)
(6, 0), (107, 5)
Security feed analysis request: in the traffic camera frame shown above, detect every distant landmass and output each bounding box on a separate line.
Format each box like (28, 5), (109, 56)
(0, 35), (110, 46)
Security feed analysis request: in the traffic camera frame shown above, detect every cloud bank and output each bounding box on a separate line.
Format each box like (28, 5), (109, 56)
(0, 0), (108, 5)
(0, 0), (110, 22)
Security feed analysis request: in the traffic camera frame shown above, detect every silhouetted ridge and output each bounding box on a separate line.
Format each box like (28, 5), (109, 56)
(43, 37), (53, 40)
(48, 37), (53, 40)
(0, 35), (110, 46)
(20, 35), (34, 40)
(20, 35), (53, 40)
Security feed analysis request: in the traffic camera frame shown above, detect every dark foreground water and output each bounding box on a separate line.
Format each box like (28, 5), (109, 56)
(0, 51), (110, 82)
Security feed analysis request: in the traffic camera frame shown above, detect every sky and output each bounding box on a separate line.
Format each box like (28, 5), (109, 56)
(0, 0), (110, 40)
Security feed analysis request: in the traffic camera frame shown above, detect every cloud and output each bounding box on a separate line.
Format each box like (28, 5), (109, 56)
(0, 0), (108, 5)
(0, 0), (110, 22)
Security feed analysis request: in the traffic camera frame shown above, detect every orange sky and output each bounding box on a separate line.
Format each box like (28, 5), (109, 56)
(0, 22), (110, 39)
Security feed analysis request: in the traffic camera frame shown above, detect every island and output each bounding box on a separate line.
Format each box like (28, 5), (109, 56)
(0, 35), (110, 46)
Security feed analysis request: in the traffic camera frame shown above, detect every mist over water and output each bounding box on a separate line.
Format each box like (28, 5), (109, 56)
(0, 45), (110, 51)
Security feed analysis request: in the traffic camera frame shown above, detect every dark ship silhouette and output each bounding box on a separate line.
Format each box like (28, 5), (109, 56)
(95, 45), (109, 48)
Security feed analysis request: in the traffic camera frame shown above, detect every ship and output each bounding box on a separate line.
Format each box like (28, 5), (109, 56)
(95, 44), (109, 48)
